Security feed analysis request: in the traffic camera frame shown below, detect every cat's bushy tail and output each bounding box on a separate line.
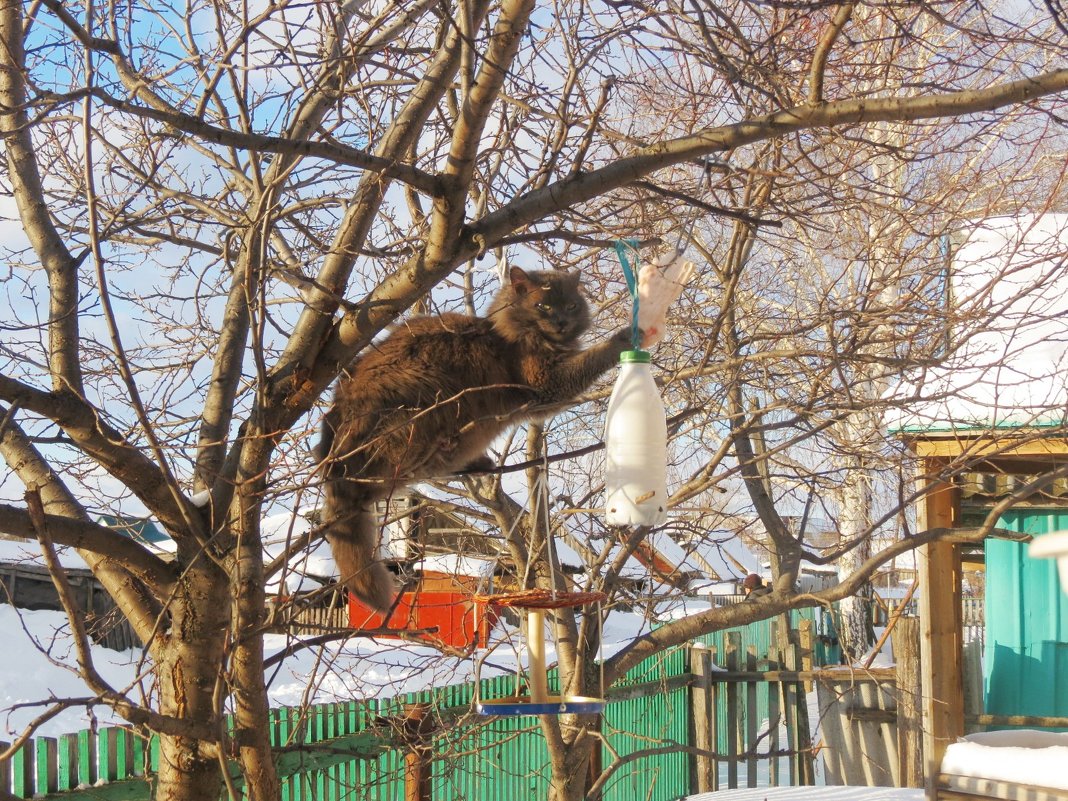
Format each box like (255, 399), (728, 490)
(326, 508), (396, 613)
(318, 408), (396, 613)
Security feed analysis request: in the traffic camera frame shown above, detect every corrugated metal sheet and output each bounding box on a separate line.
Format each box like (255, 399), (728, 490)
(984, 510), (1068, 724)
(692, 607), (840, 667)
(432, 651), (692, 801)
(602, 647), (691, 801)
(433, 675), (551, 801)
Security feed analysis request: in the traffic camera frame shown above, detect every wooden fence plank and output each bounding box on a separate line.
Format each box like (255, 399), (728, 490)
(131, 731), (145, 778)
(116, 728), (131, 780)
(768, 678), (781, 787)
(98, 728), (117, 783)
(12, 740), (34, 798)
(779, 663), (798, 786)
(725, 631), (740, 789)
(745, 647), (758, 788)
(783, 641), (815, 785)
(36, 736), (57, 795)
(0, 740), (10, 797)
(691, 646), (714, 794)
(799, 619), (814, 691)
(894, 617), (924, 788)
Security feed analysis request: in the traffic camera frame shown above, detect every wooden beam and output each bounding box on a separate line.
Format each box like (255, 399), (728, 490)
(969, 713), (1068, 727)
(918, 462), (965, 801)
(909, 435), (1068, 459)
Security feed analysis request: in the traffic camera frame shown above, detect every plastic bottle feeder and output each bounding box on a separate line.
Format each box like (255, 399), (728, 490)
(603, 350), (668, 527)
(1028, 531), (1068, 594)
(472, 589), (607, 716)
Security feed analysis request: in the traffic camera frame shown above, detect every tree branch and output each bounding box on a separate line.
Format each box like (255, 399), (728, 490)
(0, 375), (194, 536)
(0, 0), (83, 390)
(469, 68), (1068, 247)
(0, 408), (163, 643)
(79, 87), (440, 194)
(604, 522), (1023, 683)
(0, 501), (176, 590)
(808, 3), (855, 104)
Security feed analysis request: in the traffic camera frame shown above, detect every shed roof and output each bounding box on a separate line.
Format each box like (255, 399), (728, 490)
(887, 213), (1068, 436)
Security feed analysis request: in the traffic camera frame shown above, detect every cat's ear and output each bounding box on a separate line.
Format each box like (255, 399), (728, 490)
(509, 266), (532, 296)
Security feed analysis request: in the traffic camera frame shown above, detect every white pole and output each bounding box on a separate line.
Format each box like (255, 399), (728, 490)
(527, 609), (548, 702)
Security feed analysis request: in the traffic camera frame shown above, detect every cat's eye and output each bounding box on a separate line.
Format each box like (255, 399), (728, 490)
(536, 303), (552, 312)
(566, 303), (578, 311)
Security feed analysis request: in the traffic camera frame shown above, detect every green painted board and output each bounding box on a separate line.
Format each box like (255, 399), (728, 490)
(984, 509), (1068, 725)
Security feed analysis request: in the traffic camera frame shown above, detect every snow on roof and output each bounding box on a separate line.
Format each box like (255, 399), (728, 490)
(0, 536), (90, 570)
(261, 510), (337, 594)
(552, 525), (760, 589)
(887, 213), (1068, 434)
(414, 553), (496, 578)
(666, 530), (760, 582)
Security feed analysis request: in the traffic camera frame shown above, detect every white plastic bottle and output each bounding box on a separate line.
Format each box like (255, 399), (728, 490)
(604, 350), (668, 527)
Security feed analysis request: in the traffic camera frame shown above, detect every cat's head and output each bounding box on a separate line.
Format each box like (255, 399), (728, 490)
(489, 266), (591, 345)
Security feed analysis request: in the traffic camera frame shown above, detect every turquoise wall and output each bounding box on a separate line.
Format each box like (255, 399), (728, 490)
(984, 510), (1068, 724)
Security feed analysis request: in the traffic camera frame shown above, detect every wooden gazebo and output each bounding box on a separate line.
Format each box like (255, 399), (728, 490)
(905, 430), (1068, 799)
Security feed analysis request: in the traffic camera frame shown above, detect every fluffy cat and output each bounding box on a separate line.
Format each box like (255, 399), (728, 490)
(317, 266), (630, 611)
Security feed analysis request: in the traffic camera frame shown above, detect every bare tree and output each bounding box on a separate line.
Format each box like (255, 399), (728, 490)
(2, 1), (1068, 799)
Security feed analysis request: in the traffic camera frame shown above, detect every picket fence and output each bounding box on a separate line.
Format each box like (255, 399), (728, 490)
(0, 609), (832, 800)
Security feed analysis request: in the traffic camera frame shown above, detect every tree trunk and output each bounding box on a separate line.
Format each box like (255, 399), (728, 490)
(837, 459), (875, 662)
(229, 477), (282, 801)
(546, 721), (598, 801)
(153, 562), (230, 800)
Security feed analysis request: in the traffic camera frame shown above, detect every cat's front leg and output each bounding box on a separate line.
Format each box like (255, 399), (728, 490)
(538, 327), (633, 404)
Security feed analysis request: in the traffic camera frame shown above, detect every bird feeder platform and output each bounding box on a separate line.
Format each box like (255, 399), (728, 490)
(473, 589), (607, 717)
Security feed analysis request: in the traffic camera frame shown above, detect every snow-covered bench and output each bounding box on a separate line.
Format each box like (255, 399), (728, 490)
(937, 730), (1068, 801)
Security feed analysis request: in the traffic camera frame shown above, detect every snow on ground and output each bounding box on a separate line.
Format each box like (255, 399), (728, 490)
(941, 729), (1068, 790)
(686, 789), (923, 801)
(0, 605), (149, 738)
(5, 573), (1064, 801)
(0, 585), (689, 738)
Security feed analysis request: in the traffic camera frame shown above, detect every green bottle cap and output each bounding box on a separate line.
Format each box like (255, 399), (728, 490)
(620, 350), (651, 363)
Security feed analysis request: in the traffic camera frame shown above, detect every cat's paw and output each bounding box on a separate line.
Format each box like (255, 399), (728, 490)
(611, 327), (647, 350)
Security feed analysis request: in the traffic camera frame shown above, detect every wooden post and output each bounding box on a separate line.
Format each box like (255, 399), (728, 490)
(894, 616), (924, 788)
(402, 704), (433, 801)
(725, 631), (740, 789)
(917, 463), (964, 800)
(779, 635), (815, 786)
(745, 647), (758, 788)
(798, 619), (814, 692)
(691, 645), (716, 794)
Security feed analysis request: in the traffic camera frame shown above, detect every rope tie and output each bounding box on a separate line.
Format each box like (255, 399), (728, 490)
(613, 239), (642, 350)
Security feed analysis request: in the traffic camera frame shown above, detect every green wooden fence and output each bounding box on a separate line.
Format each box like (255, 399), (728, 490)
(1, 611), (832, 800)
